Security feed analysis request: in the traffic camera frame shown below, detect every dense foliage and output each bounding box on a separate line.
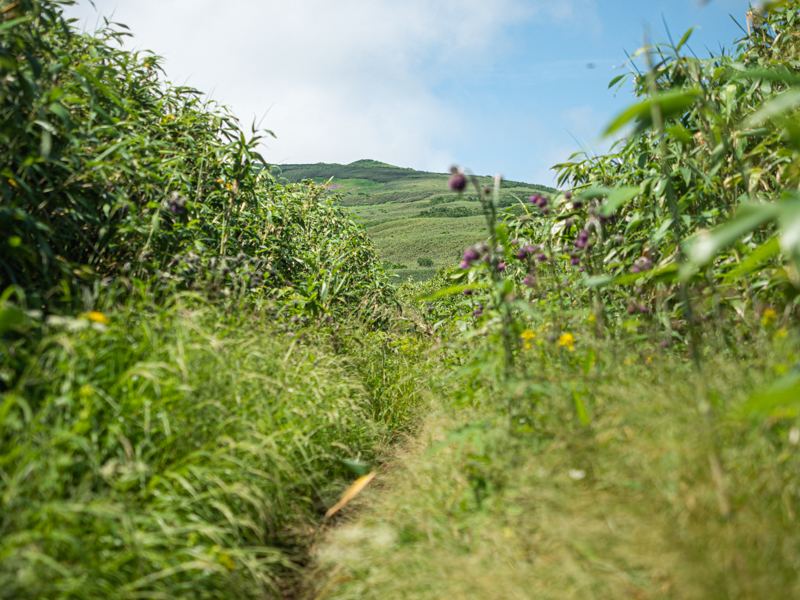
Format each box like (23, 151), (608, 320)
(3, 0), (800, 598)
(446, 2), (800, 349)
(0, 0), (390, 317)
(1, 2), (408, 598)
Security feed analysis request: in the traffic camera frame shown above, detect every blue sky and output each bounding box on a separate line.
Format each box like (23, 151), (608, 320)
(67, 0), (752, 184)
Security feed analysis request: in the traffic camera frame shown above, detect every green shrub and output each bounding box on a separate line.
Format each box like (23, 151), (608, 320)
(0, 0), (390, 319)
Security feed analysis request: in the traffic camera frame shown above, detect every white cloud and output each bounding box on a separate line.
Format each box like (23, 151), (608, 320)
(65, 0), (599, 173)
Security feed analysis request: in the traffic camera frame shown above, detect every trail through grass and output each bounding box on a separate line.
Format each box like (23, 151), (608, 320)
(308, 331), (800, 599)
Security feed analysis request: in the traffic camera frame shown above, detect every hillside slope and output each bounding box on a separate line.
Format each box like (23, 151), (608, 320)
(276, 160), (555, 280)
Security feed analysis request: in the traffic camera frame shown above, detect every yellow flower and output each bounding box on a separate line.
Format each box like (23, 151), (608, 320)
(761, 307), (778, 327)
(557, 332), (576, 352)
(587, 312), (596, 325)
(775, 327), (788, 340)
(520, 329), (536, 350)
(82, 311), (109, 325)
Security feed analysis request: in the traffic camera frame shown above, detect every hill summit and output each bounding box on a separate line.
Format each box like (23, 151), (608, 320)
(275, 160), (554, 280)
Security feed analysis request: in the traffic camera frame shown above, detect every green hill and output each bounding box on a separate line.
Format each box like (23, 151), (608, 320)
(275, 160), (555, 280)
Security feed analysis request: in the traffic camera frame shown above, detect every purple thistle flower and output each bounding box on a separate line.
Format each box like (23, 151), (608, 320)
(536, 253), (548, 263)
(570, 255), (581, 266)
(574, 229), (590, 249)
(473, 303), (484, 318)
(460, 260), (471, 270)
(497, 261), (507, 272)
(523, 274), (536, 288)
(463, 288), (474, 296)
(463, 247), (480, 262)
(565, 191), (573, 200)
(516, 244), (537, 260)
(631, 256), (653, 273)
(449, 172), (467, 192)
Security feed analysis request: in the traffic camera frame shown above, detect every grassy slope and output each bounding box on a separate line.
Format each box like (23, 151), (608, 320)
(276, 160), (554, 280)
(308, 329), (800, 599)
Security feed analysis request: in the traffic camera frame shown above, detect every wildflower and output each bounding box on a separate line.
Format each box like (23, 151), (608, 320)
(557, 332), (576, 352)
(631, 256), (653, 273)
(587, 312), (596, 325)
(473, 303), (484, 318)
(761, 307), (778, 327)
(775, 327), (788, 340)
(528, 194), (549, 209)
(536, 253), (548, 263)
(461, 246), (481, 269)
(497, 261), (507, 272)
(574, 229), (590, 249)
(516, 244), (537, 260)
(570, 255), (581, 267)
(523, 273), (536, 288)
(448, 166), (467, 192)
(564, 191), (573, 200)
(82, 311), (109, 325)
(520, 329), (536, 350)
(463, 247), (480, 262)
(462, 288), (474, 296)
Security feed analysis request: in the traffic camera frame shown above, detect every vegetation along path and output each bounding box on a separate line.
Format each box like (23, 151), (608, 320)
(2, 2), (800, 599)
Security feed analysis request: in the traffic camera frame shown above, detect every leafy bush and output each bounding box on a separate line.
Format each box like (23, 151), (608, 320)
(0, 0), (390, 318)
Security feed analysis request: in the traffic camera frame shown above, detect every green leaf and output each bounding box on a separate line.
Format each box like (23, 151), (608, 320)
(0, 16), (33, 33)
(572, 391), (591, 426)
(607, 74), (627, 89)
(676, 27), (694, 51)
(583, 275), (614, 288)
(731, 66), (800, 86)
(666, 124), (693, 144)
(603, 88), (701, 137)
(739, 373), (800, 419)
(744, 88), (800, 127)
(723, 237), (781, 281)
(600, 187), (639, 216)
(685, 203), (780, 268)
(778, 193), (800, 256)
(0, 303), (28, 335)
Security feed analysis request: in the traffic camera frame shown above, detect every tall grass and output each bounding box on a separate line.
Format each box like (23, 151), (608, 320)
(310, 327), (800, 599)
(0, 295), (427, 598)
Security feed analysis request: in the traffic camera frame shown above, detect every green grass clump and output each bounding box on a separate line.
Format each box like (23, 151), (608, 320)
(309, 330), (800, 599)
(0, 296), (428, 598)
